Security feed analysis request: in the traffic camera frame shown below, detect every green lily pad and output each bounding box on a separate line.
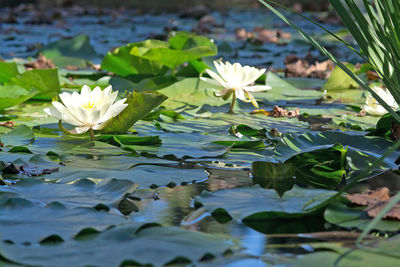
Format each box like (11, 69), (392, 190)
(0, 125), (34, 147)
(0, 198), (128, 243)
(0, 178), (138, 208)
(5, 68), (60, 100)
(0, 85), (37, 111)
(39, 35), (99, 68)
(324, 201), (400, 232)
(195, 185), (336, 221)
(0, 62), (19, 83)
(274, 131), (399, 180)
(0, 225), (233, 267)
(101, 91), (168, 134)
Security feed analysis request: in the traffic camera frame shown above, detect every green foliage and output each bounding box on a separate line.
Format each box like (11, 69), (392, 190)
(39, 35), (99, 68)
(259, 0), (400, 123)
(5, 68), (60, 100)
(101, 32), (217, 77)
(322, 63), (359, 91)
(0, 225), (233, 267)
(288, 143), (347, 190)
(0, 85), (38, 111)
(0, 125), (34, 147)
(0, 62), (20, 83)
(324, 201), (400, 232)
(100, 91), (168, 134)
(196, 185), (337, 221)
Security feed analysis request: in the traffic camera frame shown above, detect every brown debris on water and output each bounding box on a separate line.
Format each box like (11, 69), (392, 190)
(24, 53), (55, 70)
(0, 121), (15, 128)
(346, 187), (400, 220)
(251, 106), (300, 118)
(346, 187), (390, 206)
(234, 27), (291, 44)
(2, 162), (59, 177)
(284, 53), (334, 79)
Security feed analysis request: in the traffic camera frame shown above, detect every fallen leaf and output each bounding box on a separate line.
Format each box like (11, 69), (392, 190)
(0, 121), (15, 128)
(251, 106), (300, 118)
(346, 187), (400, 220)
(366, 201), (400, 220)
(366, 70), (380, 81)
(284, 53), (334, 79)
(24, 53), (55, 70)
(346, 187), (390, 206)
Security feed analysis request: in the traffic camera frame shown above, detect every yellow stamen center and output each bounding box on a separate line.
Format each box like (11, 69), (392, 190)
(82, 100), (95, 109)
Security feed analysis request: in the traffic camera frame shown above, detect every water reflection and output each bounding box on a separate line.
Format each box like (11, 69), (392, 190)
(127, 166), (336, 257)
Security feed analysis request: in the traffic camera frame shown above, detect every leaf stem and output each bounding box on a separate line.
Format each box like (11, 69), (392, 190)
(229, 93), (236, 114)
(89, 128), (95, 141)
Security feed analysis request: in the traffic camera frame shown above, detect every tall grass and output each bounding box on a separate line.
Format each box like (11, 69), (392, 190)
(259, 0), (400, 123)
(258, 0), (400, 247)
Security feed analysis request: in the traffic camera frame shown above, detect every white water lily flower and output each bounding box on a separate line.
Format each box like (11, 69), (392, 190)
(44, 85), (128, 134)
(364, 86), (398, 116)
(201, 61), (271, 112)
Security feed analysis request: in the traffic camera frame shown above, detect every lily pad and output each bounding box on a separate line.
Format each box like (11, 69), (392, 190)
(195, 185), (336, 221)
(0, 125), (34, 147)
(0, 225), (233, 267)
(0, 178), (138, 208)
(0, 198), (128, 243)
(324, 201), (400, 232)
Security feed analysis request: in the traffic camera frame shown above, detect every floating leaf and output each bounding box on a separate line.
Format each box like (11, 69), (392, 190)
(0, 198), (128, 243)
(0, 85), (37, 111)
(322, 63), (359, 91)
(196, 185), (336, 221)
(0, 125), (34, 147)
(100, 91), (167, 134)
(5, 68), (60, 100)
(0, 178), (138, 208)
(0, 62), (19, 83)
(0, 225), (233, 267)
(39, 35), (99, 68)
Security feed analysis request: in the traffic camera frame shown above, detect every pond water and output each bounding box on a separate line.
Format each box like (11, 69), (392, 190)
(0, 3), (399, 267)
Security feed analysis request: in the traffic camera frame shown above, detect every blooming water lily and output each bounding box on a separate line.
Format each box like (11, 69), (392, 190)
(364, 86), (398, 116)
(201, 60), (271, 113)
(44, 85), (128, 140)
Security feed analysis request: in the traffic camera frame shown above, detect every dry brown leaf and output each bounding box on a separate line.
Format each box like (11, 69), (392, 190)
(366, 70), (380, 81)
(66, 65), (79, 71)
(284, 54), (333, 79)
(0, 121), (15, 128)
(346, 187), (400, 221)
(366, 201), (400, 220)
(24, 53), (55, 70)
(346, 187), (390, 206)
(355, 110), (366, 117)
(251, 106), (299, 118)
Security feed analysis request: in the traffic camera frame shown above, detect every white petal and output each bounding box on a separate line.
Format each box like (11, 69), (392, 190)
(44, 107), (62, 120)
(235, 88), (248, 102)
(90, 86), (102, 102)
(243, 85), (271, 92)
(200, 77), (222, 86)
(92, 118), (112, 130)
(52, 101), (83, 126)
(80, 85), (91, 98)
(73, 126), (91, 134)
(101, 99), (128, 122)
(102, 85), (113, 96)
(215, 88), (230, 97)
(205, 69), (228, 87)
